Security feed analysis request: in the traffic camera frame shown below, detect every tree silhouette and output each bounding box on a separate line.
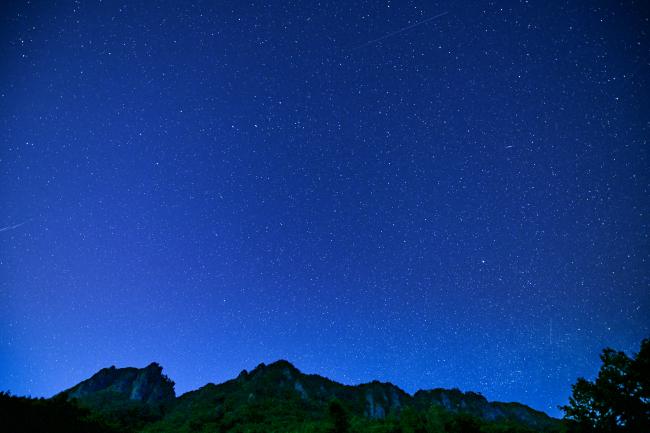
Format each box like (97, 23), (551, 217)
(327, 399), (350, 433)
(561, 338), (649, 433)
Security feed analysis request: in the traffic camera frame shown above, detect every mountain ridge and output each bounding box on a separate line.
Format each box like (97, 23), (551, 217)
(56, 358), (560, 432)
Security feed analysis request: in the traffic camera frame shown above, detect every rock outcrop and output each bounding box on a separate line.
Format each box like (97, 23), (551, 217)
(412, 388), (557, 429)
(63, 362), (175, 405)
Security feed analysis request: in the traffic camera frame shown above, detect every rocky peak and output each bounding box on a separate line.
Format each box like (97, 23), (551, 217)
(64, 362), (175, 405)
(252, 359), (298, 374)
(359, 381), (409, 419)
(413, 388), (556, 428)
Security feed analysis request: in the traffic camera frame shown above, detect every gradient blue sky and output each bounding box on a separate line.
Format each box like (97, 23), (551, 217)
(1, 0), (648, 417)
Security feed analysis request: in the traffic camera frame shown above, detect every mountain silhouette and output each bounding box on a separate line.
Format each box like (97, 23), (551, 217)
(2, 360), (563, 433)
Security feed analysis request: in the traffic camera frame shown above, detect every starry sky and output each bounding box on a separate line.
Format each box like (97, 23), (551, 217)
(0, 0), (648, 418)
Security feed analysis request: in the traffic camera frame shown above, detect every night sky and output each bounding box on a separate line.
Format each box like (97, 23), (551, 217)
(1, 0), (648, 418)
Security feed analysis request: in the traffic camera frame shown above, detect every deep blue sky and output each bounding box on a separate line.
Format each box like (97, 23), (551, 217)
(0, 0), (648, 417)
